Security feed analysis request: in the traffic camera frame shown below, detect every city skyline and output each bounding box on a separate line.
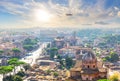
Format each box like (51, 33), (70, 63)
(0, 0), (120, 28)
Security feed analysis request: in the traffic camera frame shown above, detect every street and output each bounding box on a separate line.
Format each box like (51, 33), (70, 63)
(0, 42), (48, 81)
(20, 42), (48, 66)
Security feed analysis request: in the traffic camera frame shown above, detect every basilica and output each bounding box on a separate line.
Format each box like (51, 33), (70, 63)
(69, 49), (107, 81)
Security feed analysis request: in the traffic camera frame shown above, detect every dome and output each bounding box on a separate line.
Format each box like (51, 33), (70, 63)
(82, 51), (96, 62)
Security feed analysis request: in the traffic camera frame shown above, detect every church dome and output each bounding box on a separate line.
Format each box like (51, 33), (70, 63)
(82, 51), (96, 62)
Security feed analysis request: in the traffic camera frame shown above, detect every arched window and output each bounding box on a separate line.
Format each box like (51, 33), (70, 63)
(91, 78), (93, 80)
(93, 65), (95, 68)
(88, 65), (89, 68)
(86, 78), (88, 80)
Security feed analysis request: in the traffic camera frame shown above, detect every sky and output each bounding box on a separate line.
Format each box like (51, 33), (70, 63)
(0, 0), (120, 28)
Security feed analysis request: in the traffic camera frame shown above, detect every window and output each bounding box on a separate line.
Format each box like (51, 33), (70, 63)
(88, 65), (89, 68)
(86, 78), (88, 80)
(93, 65), (95, 68)
(91, 78), (92, 80)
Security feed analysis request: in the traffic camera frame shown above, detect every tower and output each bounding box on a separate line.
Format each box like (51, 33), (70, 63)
(82, 51), (97, 69)
(70, 49), (107, 81)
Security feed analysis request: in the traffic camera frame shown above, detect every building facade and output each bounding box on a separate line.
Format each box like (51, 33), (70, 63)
(70, 50), (107, 81)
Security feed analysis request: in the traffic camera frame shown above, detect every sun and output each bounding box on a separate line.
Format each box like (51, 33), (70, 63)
(34, 9), (52, 22)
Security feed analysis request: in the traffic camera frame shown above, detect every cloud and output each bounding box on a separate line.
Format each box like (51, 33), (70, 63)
(0, 0), (120, 28)
(118, 11), (120, 17)
(95, 21), (109, 25)
(0, 1), (29, 16)
(114, 6), (119, 11)
(82, 24), (92, 26)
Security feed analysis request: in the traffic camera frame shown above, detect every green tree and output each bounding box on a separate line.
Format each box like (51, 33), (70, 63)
(23, 38), (38, 52)
(53, 72), (59, 77)
(13, 75), (23, 81)
(23, 45), (34, 51)
(8, 58), (25, 74)
(46, 69), (51, 75)
(59, 59), (65, 69)
(8, 58), (19, 66)
(97, 79), (110, 81)
(104, 51), (119, 62)
(23, 64), (31, 71)
(0, 66), (14, 79)
(59, 59), (65, 67)
(110, 53), (119, 62)
(23, 38), (37, 45)
(47, 43), (50, 48)
(65, 56), (73, 69)
(57, 54), (62, 60)
(0, 49), (4, 56)
(3, 75), (13, 81)
(16, 71), (25, 77)
(96, 52), (100, 57)
(49, 47), (58, 59)
(110, 51), (116, 55)
(109, 72), (120, 81)
(104, 56), (111, 62)
(12, 48), (21, 58)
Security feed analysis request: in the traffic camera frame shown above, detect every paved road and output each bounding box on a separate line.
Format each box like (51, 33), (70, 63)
(20, 42), (48, 66)
(0, 42), (48, 81)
